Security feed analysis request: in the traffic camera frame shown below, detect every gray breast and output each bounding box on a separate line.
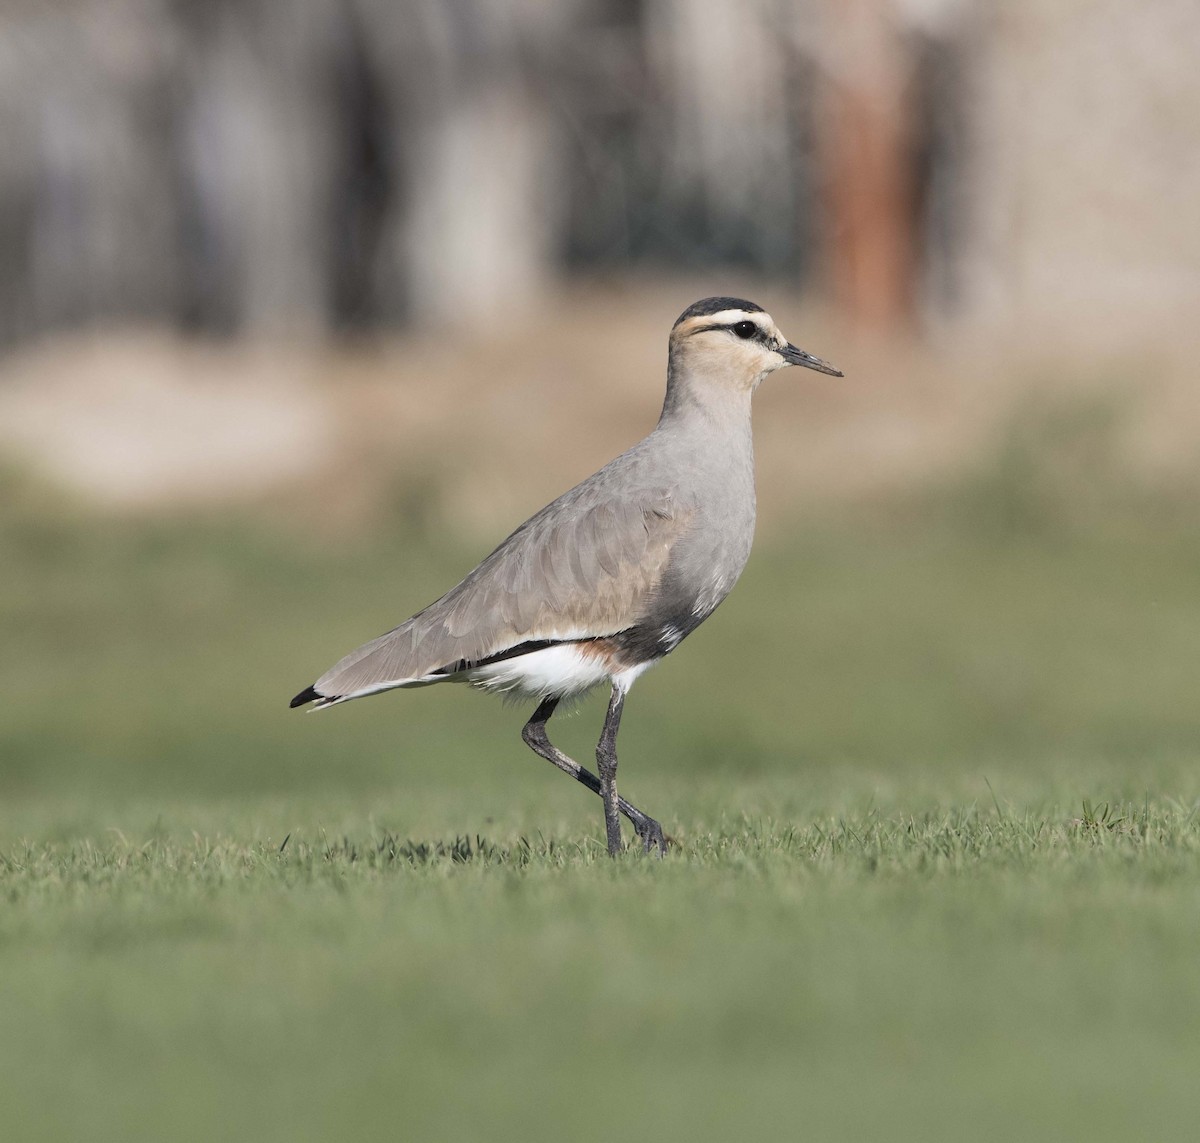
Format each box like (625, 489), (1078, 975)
(608, 442), (756, 665)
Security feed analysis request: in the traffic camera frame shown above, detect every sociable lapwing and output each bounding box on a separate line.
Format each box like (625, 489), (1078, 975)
(291, 298), (842, 855)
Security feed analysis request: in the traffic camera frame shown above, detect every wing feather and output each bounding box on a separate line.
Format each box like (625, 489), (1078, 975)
(309, 479), (691, 702)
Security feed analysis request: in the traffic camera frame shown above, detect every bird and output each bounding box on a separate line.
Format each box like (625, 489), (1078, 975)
(290, 297), (842, 856)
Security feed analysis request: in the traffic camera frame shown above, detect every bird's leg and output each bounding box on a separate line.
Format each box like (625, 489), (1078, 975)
(595, 688), (625, 855)
(521, 696), (668, 856)
(597, 687), (670, 856)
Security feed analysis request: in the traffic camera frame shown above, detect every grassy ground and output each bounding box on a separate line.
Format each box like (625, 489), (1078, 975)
(3, 437), (1200, 1141)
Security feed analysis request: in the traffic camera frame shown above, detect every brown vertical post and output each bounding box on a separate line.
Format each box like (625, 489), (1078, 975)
(818, 0), (917, 331)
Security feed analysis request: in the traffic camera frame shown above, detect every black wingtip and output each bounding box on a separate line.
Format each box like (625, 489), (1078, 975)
(289, 685), (320, 709)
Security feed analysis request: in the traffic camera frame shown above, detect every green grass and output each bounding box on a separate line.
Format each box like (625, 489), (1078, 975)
(3, 792), (1200, 1141)
(3, 437), (1200, 1141)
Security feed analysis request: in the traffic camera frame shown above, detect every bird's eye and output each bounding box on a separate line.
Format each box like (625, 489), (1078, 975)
(732, 320), (757, 339)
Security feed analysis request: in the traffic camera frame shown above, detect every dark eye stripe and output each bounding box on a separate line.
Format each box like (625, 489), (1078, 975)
(690, 319), (767, 340)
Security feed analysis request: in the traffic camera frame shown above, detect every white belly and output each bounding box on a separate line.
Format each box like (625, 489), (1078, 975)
(463, 644), (654, 700)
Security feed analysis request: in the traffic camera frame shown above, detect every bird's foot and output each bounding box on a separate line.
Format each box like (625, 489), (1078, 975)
(632, 815), (671, 857)
(615, 795), (672, 857)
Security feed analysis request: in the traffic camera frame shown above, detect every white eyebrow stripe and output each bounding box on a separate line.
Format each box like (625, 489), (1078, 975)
(702, 310), (764, 326)
(675, 311), (773, 339)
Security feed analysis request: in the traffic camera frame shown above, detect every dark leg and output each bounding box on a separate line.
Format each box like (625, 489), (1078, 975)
(521, 696), (669, 856)
(595, 689), (624, 855)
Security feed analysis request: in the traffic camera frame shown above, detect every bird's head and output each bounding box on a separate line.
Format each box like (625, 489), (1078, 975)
(668, 297), (842, 397)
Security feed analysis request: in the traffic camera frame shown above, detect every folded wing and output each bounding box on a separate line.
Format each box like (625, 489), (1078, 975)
(296, 479), (690, 707)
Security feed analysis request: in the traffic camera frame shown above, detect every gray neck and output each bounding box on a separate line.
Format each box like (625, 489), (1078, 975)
(652, 356), (758, 516)
(651, 352), (759, 609)
(659, 355), (755, 433)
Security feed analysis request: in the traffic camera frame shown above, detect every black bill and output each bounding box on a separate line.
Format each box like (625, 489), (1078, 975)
(780, 343), (843, 377)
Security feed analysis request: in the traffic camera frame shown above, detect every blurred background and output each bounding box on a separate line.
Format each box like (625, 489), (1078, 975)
(4, 5), (1200, 1141)
(2, 0), (1199, 803)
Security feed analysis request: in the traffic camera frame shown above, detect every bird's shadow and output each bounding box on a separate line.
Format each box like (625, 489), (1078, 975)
(274, 829), (669, 867)
(279, 830), (564, 868)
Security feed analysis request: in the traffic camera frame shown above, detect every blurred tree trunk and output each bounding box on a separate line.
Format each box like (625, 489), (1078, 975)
(401, 76), (559, 331)
(178, 0), (341, 337)
(817, 0), (916, 331)
(646, 0), (796, 266)
(352, 0), (567, 331)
